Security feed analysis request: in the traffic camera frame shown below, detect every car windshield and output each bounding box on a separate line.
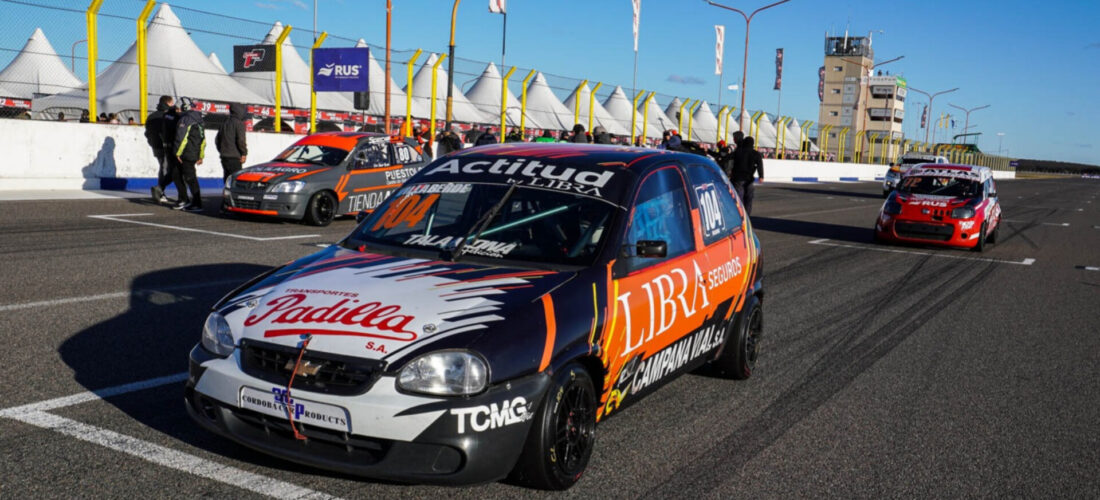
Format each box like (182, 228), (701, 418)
(346, 182), (620, 267)
(900, 158), (929, 166)
(898, 175), (979, 197)
(275, 144), (349, 166)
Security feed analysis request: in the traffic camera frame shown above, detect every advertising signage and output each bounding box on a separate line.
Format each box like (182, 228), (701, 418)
(313, 47), (370, 92)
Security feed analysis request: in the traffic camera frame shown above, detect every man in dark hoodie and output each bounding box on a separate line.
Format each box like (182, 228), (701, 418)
(173, 97), (206, 212)
(571, 124), (589, 143)
(436, 126), (464, 156)
(730, 135), (764, 215)
(592, 125), (612, 144)
(145, 95), (173, 203)
(215, 102), (248, 181)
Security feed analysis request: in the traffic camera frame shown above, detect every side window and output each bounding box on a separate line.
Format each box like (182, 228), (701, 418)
(392, 143), (422, 165)
(351, 141), (390, 169)
(623, 167), (694, 272)
(686, 164), (743, 245)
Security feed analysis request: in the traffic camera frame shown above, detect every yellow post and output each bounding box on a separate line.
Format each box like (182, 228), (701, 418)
(630, 89), (645, 146)
(725, 107), (737, 143)
(819, 124), (832, 161)
(588, 82), (602, 133)
(572, 79), (588, 126)
(870, 133), (882, 164)
(774, 117), (786, 158)
(273, 25), (292, 133)
(678, 99), (690, 134)
(641, 91), (655, 143)
(751, 112), (764, 147)
(309, 31), (328, 134)
(716, 106), (729, 143)
(838, 127), (850, 162)
(854, 130), (867, 163)
(499, 66), (515, 143)
(891, 137), (903, 163)
(402, 49), (422, 136)
(136, 0), (154, 125)
(429, 54), (447, 149)
(85, 0), (104, 122)
(520, 69), (535, 137)
(799, 121), (813, 160)
(687, 100), (701, 142)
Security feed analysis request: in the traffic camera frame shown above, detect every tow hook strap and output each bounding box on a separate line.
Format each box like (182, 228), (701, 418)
(285, 334), (313, 441)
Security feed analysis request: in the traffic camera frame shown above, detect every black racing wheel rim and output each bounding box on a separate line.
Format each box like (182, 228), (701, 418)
(316, 193), (335, 223)
(745, 307), (762, 367)
(554, 380), (595, 476)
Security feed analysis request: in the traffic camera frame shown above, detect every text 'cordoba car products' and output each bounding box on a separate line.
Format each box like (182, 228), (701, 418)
(186, 143), (764, 489)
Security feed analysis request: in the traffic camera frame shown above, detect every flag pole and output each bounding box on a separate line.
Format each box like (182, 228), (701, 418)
(500, 9), (507, 138)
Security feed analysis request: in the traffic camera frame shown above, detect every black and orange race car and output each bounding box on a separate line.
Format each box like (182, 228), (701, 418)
(186, 144), (763, 489)
(874, 164), (1002, 251)
(223, 132), (428, 226)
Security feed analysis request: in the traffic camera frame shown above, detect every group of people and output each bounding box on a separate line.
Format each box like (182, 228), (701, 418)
(143, 95), (248, 213)
(702, 130), (764, 215)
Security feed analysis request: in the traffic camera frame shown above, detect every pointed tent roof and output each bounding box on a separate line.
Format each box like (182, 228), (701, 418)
(464, 62), (543, 129)
(688, 101), (719, 143)
(747, 112), (778, 148)
(640, 96), (677, 137)
(407, 53), (489, 124)
(208, 52), (226, 74)
(33, 5), (268, 115)
(0, 83), (18, 99)
(664, 97), (684, 131)
(341, 39), (424, 118)
(522, 72), (576, 132)
(0, 28), (82, 99)
(562, 82), (627, 136)
(778, 119), (819, 152)
(602, 86), (645, 137)
(232, 22), (352, 111)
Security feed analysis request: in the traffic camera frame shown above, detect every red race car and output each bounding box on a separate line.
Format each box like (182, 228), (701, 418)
(874, 164), (1002, 251)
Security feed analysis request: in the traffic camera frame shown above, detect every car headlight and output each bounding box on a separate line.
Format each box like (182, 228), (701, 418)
(201, 312), (235, 357)
(397, 350), (488, 396)
(270, 181), (306, 193)
(951, 207), (976, 219)
(224, 176), (233, 189)
(883, 198), (902, 215)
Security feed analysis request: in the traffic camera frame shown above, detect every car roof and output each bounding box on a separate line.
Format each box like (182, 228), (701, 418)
(905, 164), (992, 181)
(451, 143), (692, 171)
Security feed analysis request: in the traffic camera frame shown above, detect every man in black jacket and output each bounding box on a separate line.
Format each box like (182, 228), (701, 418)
(730, 136), (764, 215)
(173, 97), (206, 212)
(145, 95), (175, 203)
(215, 102), (248, 181)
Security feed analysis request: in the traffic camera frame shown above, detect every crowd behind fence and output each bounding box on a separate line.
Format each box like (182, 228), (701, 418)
(0, 0), (1015, 170)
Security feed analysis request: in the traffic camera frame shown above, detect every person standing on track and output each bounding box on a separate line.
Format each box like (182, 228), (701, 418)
(145, 95), (174, 204)
(215, 102), (248, 181)
(173, 97), (206, 212)
(731, 136), (764, 215)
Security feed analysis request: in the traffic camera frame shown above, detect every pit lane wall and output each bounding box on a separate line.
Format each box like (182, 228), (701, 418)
(0, 120), (1014, 191)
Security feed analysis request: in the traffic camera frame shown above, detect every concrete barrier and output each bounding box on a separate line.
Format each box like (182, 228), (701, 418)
(0, 120), (1012, 191)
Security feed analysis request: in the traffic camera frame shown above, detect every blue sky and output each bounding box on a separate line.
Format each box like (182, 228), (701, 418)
(2, 0), (1098, 165)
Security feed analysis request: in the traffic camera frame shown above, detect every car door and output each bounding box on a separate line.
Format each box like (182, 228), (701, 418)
(684, 162), (752, 323)
(341, 139), (398, 214)
(602, 165), (722, 414)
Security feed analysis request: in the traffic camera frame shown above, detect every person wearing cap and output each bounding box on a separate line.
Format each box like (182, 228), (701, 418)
(173, 97), (206, 212)
(709, 139), (735, 179)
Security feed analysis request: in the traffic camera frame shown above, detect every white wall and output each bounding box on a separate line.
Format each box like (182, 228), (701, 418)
(0, 119), (303, 190)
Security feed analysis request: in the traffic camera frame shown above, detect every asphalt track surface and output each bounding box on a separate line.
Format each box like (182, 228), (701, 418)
(1, 178), (1097, 498)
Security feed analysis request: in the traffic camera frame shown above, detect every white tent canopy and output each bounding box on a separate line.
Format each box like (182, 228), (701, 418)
(0, 83), (19, 99)
(779, 119), (819, 153)
(0, 28), (82, 99)
(562, 82), (627, 136)
(341, 39), (423, 119)
(688, 101), (719, 143)
(664, 97), (684, 132)
(639, 95), (677, 137)
(34, 5), (268, 117)
(208, 52), (226, 74)
(748, 113), (779, 149)
(522, 72), (576, 132)
(232, 21), (351, 111)
(407, 53), (490, 124)
(602, 86), (647, 138)
(464, 62), (543, 130)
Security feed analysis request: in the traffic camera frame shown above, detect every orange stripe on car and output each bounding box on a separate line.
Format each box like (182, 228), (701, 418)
(225, 206), (279, 216)
(287, 168), (329, 180)
(539, 294), (556, 372)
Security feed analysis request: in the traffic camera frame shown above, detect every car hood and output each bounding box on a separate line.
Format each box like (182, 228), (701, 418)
(217, 246), (573, 363)
(233, 162), (334, 185)
(895, 192), (974, 208)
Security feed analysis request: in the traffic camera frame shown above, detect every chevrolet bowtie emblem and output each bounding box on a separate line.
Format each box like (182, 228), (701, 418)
(285, 359), (323, 377)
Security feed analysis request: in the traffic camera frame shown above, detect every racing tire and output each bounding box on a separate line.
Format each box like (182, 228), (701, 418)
(303, 191), (337, 227)
(714, 295), (763, 380)
(973, 221), (987, 252)
(987, 221), (999, 245)
(510, 363), (597, 490)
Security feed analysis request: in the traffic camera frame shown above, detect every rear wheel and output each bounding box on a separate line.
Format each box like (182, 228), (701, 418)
(510, 363), (597, 490)
(303, 191), (337, 226)
(714, 295), (763, 380)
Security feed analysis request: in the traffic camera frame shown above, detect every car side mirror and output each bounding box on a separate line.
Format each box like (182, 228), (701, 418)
(356, 210), (369, 223)
(635, 240), (667, 258)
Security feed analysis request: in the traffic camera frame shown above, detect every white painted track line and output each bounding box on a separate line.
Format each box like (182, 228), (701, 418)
(808, 239), (1036, 266)
(0, 374), (340, 499)
(88, 214), (320, 241)
(0, 278), (247, 312)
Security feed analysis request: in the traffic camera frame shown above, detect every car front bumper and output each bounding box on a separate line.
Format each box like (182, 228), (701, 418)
(185, 344), (550, 485)
(874, 215), (982, 248)
(223, 189), (308, 220)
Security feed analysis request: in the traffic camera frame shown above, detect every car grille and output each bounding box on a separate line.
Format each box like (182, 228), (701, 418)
(895, 221), (954, 241)
(225, 403), (391, 462)
(234, 180), (268, 190)
(240, 339), (385, 396)
(234, 198), (262, 210)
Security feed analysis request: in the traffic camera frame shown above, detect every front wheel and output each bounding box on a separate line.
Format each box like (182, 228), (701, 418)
(973, 221), (987, 252)
(510, 363), (597, 490)
(986, 220), (999, 244)
(303, 191), (337, 226)
(714, 295), (763, 380)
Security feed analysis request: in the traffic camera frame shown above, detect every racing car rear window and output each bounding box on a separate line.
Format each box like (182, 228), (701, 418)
(347, 182), (620, 267)
(275, 144), (349, 167)
(898, 175), (980, 198)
